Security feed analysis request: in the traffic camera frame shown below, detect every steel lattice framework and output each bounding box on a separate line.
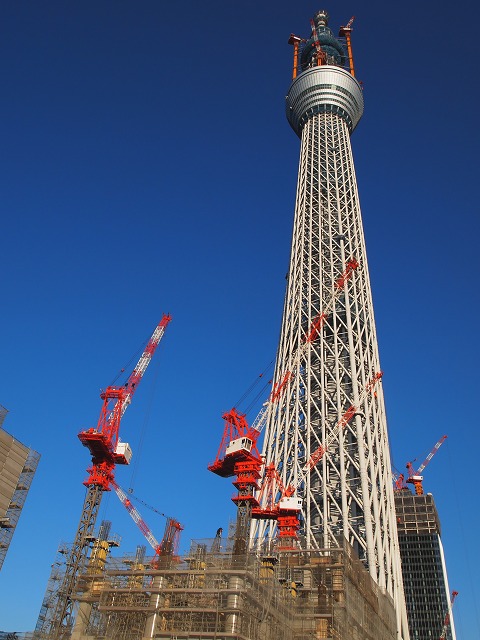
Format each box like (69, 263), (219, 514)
(252, 11), (409, 640)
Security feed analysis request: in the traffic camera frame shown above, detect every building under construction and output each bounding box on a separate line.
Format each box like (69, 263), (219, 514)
(395, 490), (456, 640)
(0, 405), (40, 571)
(36, 534), (396, 640)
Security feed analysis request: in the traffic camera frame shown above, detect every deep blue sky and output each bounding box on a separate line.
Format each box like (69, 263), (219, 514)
(1, 0), (478, 635)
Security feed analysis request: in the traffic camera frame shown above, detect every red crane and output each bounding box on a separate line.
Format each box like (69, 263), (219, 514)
(113, 482), (183, 561)
(439, 590), (458, 640)
(208, 261), (359, 553)
(405, 435), (447, 495)
(310, 18), (327, 66)
(209, 259), (359, 473)
(208, 408), (262, 556)
(45, 314), (171, 640)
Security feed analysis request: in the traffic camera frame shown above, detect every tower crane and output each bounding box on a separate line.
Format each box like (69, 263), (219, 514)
(310, 18), (327, 66)
(113, 482), (183, 561)
(392, 470), (407, 491)
(338, 17), (355, 77)
(208, 261), (359, 553)
(208, 408), (262, 556)
(439, 590), (458, 640)
(405, 435), (447, 495)
(253, 372), (384, 549)
(45, 314), (171, 640)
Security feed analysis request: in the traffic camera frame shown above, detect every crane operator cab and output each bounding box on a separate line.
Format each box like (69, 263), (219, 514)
(114, 441), (133, 465)
(278, 496), (303, 512)
(225, 436), (253, 458)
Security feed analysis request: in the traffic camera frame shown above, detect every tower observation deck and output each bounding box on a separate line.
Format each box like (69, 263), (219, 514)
(253, 10), (410, 639)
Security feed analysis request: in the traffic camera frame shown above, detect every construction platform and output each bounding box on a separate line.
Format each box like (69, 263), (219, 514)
(37, 537), (397, 640)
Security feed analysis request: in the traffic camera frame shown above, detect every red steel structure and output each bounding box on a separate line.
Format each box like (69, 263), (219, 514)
(113, 482), (183, 561)
(42, 314), (171, 640)
(208, 408), (262, 556)
(405, 435), (448, 495)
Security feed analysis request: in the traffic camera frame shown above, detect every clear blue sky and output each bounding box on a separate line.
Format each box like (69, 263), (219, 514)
(1, 1), (478, 636)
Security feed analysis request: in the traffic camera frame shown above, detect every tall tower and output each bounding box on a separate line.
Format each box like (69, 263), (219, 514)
(254, 10), (410, 638)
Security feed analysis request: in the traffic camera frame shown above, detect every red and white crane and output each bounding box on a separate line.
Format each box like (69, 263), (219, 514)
(439, 590), (458, 640)
(113, 482), (183, 560)
(78, 312), (172, 486)
(405, 435), (447, 495)
(45, 314), (171, 640)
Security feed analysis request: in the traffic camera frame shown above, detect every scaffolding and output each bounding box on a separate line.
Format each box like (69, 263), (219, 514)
(0, 417), (40, 570)
(35, 523), (120, 639)
(40, 537), (396, 640)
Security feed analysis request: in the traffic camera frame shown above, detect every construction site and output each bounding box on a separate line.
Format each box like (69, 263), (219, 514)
(35, 535), (396, 640)
(2, 9), (458, 640)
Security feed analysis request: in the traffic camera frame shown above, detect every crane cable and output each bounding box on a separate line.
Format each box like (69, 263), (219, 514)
(109, 335), (150, 386)
(126, 488), (169, 521)
(233, 358), (275, 413)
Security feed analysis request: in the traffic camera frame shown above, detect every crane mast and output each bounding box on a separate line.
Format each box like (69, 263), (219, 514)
(42, 314), (171, 640)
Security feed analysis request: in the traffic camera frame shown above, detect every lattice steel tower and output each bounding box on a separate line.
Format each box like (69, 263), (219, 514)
(254, 10), (409, 638)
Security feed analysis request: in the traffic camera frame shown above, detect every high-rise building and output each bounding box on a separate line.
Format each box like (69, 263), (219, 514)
(395, 490), (456, 640)
(253, 10), (409, 638)
(0, 405), (40, 570)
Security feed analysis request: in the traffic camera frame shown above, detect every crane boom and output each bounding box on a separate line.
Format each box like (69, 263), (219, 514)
(121, 314), (172, 415)
(113, 482), (160, 552)
(113, 482), (183, 559)
(80, 313), (172, 462)
(406, 434), (447, 495)
(416, 435), (447, 474)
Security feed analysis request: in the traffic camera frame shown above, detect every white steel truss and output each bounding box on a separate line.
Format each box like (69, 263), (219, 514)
(253, 83), (409, 639)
